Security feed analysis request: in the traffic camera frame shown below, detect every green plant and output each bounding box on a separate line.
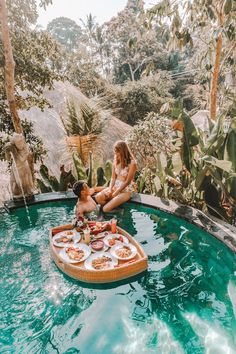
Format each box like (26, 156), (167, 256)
(71, 151), (112, 187)
(38, 164), (76, 192)
(224, 118), (236, 200)
(62, 99), (103, 136)
(72, 152), (87, 180)
(133, 109), (236, 223)
(96, 167), (106, 186)
(39, 164), (60, 191)
(87, 152), (93, 187)
(58, 165), (76, 191)
(128, 112), (172, 167)
(104, 160), (112, 186)
(105, 73), (174, 125)
(36, 178), (52, 193)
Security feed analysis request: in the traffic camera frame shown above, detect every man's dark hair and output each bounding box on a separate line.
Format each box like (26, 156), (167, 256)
(73, 180), (86, 198)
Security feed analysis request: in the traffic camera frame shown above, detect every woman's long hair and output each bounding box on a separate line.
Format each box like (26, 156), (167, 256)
(113, 141), (134, 168)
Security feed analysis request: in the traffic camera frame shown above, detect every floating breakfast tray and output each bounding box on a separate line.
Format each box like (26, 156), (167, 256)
(49, 222), (148, 283)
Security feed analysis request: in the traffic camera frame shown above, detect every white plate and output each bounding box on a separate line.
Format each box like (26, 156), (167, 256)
(103, 233), (129, 247)
(53, 230), (81, 248)
(92, 231), (110, 239)
(110, 243), (137, 260)
(59, 244), (91, 264)
(84, 251), (118, 270)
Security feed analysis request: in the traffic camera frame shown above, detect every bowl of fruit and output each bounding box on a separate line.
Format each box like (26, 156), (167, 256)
(90, 239), (104, 251)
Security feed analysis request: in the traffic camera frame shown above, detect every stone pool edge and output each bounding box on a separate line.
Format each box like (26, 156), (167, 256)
(3, 192), (236, 253)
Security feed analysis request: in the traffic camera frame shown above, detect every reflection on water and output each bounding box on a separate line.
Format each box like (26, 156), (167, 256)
(0, 201), (235, 354)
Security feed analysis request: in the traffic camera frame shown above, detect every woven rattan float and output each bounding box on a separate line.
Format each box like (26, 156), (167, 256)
(49, 221), (148, 283)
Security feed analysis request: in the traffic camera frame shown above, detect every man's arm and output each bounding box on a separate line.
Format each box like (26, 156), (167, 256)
(93, 186), (105, 193)
(76, 202), (84, 218)
(88, 186), (105, 196)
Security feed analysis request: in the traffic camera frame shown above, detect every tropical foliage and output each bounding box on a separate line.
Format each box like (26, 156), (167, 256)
(47, 17), (83, 52)
(0, 0), (62, 160)
(61, 100), (103, 136)
(37, 153), (112, 193)
(129, 106), (236, 223)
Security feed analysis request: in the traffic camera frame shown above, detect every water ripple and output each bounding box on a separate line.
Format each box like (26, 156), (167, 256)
(0, 201), (235, 353)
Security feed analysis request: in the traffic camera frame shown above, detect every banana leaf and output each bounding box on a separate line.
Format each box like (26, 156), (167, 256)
(195, 166), (209, 191)
(87, 152), (93, 187)
(96, 167), (106, 186)
(205, 114), (224, 153)
(39, 164), (49, 179)
(171, 152), (182, 174)
(223, 124), (236, 199)
(104, 160), (112, 182)
(59, 170), (75, 191)
(201, 156), (232, 172)
(180, 111), (199, 171)
(36, 178), (52, 193)
(137, 167), (148, 193)
(48, 176), (60, 191)
(154, 175), (162, 193)
(39, 164), (60, 191)
(181, 111), (199, 146)
(72, 152), (87, 180)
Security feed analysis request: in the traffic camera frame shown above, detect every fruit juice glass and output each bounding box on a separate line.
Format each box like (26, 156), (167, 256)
(111, 218), (117, 234)
(83, 228), (91, 244)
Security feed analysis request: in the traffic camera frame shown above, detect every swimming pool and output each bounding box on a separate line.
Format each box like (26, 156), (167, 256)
(0, 201), (235, 353)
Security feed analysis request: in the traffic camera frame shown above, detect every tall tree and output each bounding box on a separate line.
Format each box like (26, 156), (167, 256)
(0, 0), (61, 165)
(209, 1), (224, 120)
(126, 0), (144, 13)
(80, 13), (98, 61)
(0, 0), (62, 133)
(0, 0), (22, 133)
(148, 0), (236, 120)
(47, 17), (83, 52)
(103, 5), (169, 83)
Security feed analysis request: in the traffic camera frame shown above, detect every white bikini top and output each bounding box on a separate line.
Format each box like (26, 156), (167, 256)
(115, 160), (135, 177)
(115, 165), (128, 177)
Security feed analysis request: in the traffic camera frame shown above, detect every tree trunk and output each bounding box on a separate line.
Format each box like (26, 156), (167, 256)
(0, 0), (23, 133)
(210, 8), (224, 121)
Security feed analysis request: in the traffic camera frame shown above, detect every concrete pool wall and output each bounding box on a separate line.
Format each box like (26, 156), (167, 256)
(3, 192), (236, 253)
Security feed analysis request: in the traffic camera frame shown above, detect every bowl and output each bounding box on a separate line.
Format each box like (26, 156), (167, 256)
(90, 240), (104, 251)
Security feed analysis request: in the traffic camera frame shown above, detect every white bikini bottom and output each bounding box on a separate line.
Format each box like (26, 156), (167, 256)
(114, 179), (137, 193)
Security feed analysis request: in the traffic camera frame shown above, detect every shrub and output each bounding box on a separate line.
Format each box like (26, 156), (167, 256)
(128, 112), (173, 166)
(104, 72), (174, 125)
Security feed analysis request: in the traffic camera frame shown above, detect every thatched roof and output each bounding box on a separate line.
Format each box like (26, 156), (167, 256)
(0, 81), (132, 205)
(19, 80), (132, 174)
(65, 116), (132, 166)
(94, 116), (132, 163)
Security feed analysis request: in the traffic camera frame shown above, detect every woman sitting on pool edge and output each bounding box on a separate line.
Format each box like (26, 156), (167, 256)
(73, 141), (137, 217)
(96, 140), (137, 212)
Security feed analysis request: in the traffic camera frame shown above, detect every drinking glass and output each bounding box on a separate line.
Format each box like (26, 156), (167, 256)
(83, 228), (91, 244)
(111, 218), (117, 234)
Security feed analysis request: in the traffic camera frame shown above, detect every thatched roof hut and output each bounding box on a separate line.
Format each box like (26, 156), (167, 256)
(19, 80), (132, 173)
(66, 116), (132, 165)
(0, 81), (132, 205)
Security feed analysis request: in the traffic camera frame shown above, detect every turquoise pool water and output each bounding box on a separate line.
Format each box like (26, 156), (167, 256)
(0, 201), (236, 354)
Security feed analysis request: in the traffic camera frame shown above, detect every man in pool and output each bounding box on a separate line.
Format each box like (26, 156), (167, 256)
(73, 180), (108, 218)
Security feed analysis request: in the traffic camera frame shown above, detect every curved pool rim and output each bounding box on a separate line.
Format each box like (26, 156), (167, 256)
(3, 191), (236, 253)
(1, 196), (236, 353)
